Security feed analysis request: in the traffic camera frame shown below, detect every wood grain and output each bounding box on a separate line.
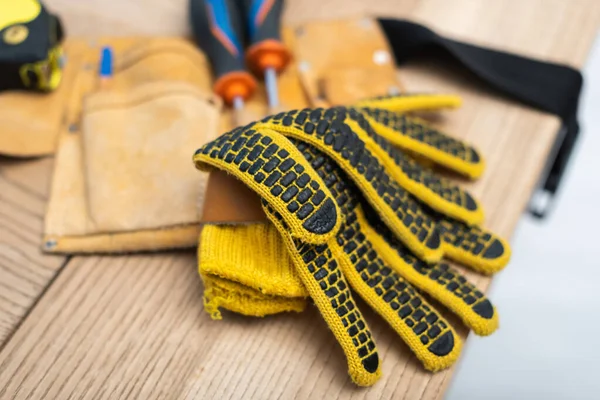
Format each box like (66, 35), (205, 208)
(0, 0), (598, 399)
(0, 157), (67, 347)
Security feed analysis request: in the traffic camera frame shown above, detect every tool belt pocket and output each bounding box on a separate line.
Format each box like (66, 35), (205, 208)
(81, 80), (221, 233)
(43, 38), (222, 253)
(291, 17), (402, 106)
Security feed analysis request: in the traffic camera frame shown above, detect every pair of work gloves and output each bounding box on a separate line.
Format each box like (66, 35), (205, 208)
(193, 94), (511, 386)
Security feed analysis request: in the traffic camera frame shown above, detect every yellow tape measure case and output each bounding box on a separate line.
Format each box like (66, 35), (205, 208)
(0, 0), (64, 91)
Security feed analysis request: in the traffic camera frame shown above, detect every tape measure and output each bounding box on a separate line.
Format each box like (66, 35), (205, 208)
(0, 0), (65, 92)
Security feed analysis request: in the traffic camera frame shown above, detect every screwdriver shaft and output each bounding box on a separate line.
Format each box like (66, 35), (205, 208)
(232, 95), (246, 126)
(232, 95), (244, 111)
(264, 67), (279, 111)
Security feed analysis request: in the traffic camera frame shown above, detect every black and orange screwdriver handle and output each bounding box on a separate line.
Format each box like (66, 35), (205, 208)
(242, 0), (291, 110)
(190, 0), (256, 111)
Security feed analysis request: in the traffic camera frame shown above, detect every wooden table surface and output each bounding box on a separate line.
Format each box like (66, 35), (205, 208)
(1, 1), (598, 399)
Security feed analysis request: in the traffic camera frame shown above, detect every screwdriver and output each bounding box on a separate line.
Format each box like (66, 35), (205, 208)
(190, 0), (257, 125)
(243, 0), (291, 112)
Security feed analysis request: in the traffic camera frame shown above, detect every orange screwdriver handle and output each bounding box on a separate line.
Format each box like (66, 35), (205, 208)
(213, 70), (257, 104)
(246, 39), (290, 74)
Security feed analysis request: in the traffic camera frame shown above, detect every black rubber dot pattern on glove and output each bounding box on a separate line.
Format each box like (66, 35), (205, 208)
(349, 109), (477, 211)
(262, 108), (440, 250)
(197, 126), (337, 235)
(360, 107), (480, 164)
(298, 141), (456, 356)
(263, 202), (379, 373)
(372, 215), (494, 319)
(436, 218), (505, 261)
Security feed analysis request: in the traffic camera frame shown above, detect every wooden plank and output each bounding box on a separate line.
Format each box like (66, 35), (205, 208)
(0, 0), (598, 399)
(0, 158), (67, 346)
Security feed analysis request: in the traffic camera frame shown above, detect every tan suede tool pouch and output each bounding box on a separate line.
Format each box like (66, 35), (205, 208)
(43, 39), (220, 253)
(82, 81), (219, 232)
(292, 17), (402, 107)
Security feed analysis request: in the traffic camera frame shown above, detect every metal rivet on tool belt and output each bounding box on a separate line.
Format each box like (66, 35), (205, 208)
(69, 124), (78, 133)
(373, 50), (390, 65)
(359, 18), (373, 29)
(388, 86), (401, 96)
(44, 239), (57, 250)
(299, 61), (311, 72)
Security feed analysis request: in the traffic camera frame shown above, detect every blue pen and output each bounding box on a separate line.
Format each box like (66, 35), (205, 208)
(99, 46), (113, 89)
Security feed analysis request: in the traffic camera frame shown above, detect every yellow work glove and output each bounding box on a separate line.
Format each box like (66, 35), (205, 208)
(193, 96), (510, 386)
(247, 95), (510, 271)
(351, 94), (510, 271)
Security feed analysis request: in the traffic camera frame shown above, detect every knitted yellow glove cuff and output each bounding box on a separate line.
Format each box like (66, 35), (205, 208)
(201, 273), (306, 319)
(199, 223), (308, 319)
(200, 223), (307, 297)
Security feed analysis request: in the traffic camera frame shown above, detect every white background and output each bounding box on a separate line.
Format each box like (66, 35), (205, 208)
(447, 36), (600, 400)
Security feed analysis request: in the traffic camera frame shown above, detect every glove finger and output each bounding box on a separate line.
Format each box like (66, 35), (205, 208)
(356, 93), (462, 113)
(346, 111), (484, 225)
(193, 125), (341, 245)
(257, 109), (444, 264)
(263, 202), (382, 387)
(301, 142), (462, 371)
(437, 218), (512, 274)
(362, 214), (499, 336)
(359, 107), (484, 178)
(301, 141), (493, 337)
(334, 232), (461, 371)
